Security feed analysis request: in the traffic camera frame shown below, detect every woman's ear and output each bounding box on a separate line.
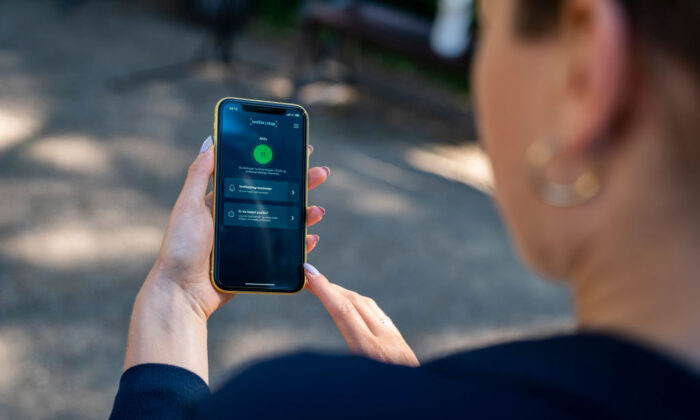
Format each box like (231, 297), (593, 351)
(559, 0), (630, 156)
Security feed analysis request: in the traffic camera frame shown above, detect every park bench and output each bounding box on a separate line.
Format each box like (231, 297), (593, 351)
(293, 0), (473, 85)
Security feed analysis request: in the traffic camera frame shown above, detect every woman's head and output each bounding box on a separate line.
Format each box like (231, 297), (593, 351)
(473, 0), (700, 280)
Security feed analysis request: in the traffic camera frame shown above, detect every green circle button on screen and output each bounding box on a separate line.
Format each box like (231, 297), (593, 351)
(253, 144), (273, 164)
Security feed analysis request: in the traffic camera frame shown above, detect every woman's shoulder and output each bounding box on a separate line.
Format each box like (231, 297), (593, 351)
(191, 333), (700, 419)
(424, 332), (700, 418)
(426, 332), (700, 383)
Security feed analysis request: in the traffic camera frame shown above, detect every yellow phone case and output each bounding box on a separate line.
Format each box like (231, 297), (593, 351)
(210, 97), (309, 295)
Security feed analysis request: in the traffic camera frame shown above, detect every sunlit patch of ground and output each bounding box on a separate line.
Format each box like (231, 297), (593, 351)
(27, 135), (112, 175)
(4, 223), (163, 268)
(405, 143), (494, 194)
(298, 81), (360, 107)
(0, 106), (42, 152)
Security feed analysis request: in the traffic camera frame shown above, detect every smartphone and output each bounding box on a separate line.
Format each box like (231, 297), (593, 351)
(211, 97), (308, 294)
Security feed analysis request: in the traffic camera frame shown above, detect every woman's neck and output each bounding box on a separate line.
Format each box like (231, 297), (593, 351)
(571, 138), (700, 370)
(574, 233), (700, 368)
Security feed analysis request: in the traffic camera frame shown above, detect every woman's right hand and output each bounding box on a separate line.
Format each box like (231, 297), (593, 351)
(303, 263), (419, 367)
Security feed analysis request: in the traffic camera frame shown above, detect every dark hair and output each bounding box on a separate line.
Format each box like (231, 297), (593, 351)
(515, 0), (700, 77)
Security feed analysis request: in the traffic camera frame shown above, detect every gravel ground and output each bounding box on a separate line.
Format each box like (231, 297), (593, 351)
(0, 1), (571, 419)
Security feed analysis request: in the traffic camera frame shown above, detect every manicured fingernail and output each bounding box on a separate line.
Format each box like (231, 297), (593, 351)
(308, 144), (314, 153)
(318, 207), (326, 216)
(303, 262), (320, 275)
(314, 234), (320, 242)
(322, 166), (331, 176)
(200, 136), (213, 153)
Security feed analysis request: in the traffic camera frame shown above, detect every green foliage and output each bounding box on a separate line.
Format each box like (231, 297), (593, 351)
(254, 0), (303, 31)
(361, 42), (470, 92)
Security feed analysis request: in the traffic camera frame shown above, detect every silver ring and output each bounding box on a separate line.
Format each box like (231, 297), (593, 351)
(378, 317), (392, 326)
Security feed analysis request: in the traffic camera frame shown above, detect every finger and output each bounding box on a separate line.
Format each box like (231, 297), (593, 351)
(331, 284), (391, 335)
(179, 136), (214, 206)
(366, 298), (393, 327)
(308, 144), (314, 157)
(306, 234), (320, 253)
(366, 298), (400, 335)
(306, 206), (325, 227)
(308, 166), (330, 191)
(303, 263), (373, 350)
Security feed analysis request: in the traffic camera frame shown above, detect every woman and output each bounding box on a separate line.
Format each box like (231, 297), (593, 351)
(111, 0), (700, 418)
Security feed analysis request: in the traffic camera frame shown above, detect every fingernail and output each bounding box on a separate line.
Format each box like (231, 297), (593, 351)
(318, 207), (326, 216)
(308, 144), (314, 153)
(322, 166), (331, 176)
(200, 136), (213, 154)
(314, 234), (320, 242)
(303, 262), (320, 276)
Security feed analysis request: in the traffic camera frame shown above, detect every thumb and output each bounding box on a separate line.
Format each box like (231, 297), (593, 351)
(180, 136), (214, 205)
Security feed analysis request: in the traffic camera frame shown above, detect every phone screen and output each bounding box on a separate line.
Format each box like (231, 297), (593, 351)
(213, 99), (307, 293)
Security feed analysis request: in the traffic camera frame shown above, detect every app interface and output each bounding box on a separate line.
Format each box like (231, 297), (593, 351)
(215, 100), (306, 291)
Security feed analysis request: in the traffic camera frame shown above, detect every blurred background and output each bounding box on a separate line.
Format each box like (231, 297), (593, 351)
(0, 0), (571, 418)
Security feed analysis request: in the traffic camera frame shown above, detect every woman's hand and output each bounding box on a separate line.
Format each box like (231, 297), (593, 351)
(124, 136), (329, 382)
(148, 136), (329, 320)
(303, 264), (419, 367)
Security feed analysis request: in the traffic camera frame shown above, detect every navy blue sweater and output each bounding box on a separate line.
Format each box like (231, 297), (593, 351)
(110, 333), (700, 419)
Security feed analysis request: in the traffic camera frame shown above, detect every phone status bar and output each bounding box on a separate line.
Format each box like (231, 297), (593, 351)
(226, 105), (300, 118)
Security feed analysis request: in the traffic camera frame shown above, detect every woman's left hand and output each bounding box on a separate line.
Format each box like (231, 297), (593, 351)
(124, 136), (329, 383)
(147, 137), (328, 320)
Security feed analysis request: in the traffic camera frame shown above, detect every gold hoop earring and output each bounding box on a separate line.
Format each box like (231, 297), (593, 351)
(526, 138), (601, 207)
